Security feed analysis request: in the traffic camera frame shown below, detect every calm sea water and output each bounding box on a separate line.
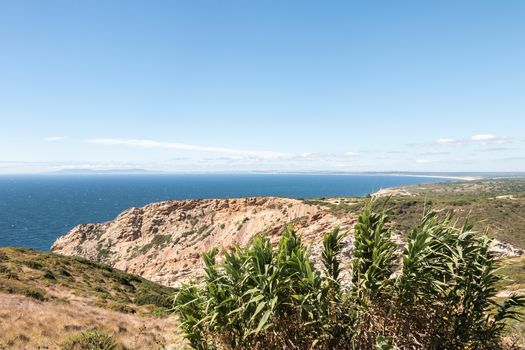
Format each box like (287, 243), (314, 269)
(0, 174), (452, 250)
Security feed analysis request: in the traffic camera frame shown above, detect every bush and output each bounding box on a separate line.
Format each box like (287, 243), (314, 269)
(108, 270), (137, 288)
(60, 329), (120, 350)
(24, 289), (45, 301)
(59, 268), (72, 277)
(0, 264), (9, 274)
(21, 260), (43, 270)
(136, 292), (172, 308)
(108, 303), (135, 314)
(94, 285), (107, 293)
(43, 270), (56, 280)
(174, 202), (525, 350)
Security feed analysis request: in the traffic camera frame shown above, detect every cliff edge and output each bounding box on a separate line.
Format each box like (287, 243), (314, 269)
(52, 197), (358, 286)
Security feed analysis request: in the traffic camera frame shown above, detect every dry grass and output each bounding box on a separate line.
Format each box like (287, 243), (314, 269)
(498, 256), (525, 295)
(0, 247), (175, 316)
(497, 256), (525, 347)
(0, 292), (183, 349)
(0, 247), (185, 349)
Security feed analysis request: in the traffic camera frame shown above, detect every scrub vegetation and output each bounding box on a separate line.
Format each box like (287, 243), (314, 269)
(0, 247), (179, 349)
(175, 203), (525, 350)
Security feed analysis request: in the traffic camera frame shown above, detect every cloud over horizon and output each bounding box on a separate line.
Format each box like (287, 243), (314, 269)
(469, 134), (507, 145)
(435, 134), (508, 146)
(43, 136), (67, 142)
(86, 138), (288, 158)
(4, 131), (522, 174)
(435, 138), (459, 145)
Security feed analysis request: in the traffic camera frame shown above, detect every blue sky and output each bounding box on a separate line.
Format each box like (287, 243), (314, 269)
(0, 0), (524, 173)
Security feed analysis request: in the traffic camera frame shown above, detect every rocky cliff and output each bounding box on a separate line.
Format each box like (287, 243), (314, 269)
(52, 197), (358, 286)
(52, 195), (524, 287)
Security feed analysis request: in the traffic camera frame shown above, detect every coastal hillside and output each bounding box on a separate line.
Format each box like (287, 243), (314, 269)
(4, 181), (524, 349)
(52, 197), (358, 286)
(52, 179), (525, 289)
(0, 247), (180, 349)
(371, 178), (525, 248)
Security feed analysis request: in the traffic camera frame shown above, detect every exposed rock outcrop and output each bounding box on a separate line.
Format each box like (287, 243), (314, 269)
(52, 196), (524, 287)
(52, 197), (358, 286)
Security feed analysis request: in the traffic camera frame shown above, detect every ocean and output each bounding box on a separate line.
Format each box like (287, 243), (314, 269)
(0, 174), (453, 250)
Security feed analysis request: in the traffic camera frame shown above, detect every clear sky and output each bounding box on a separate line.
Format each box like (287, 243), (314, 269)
(0, 0), (524, 173)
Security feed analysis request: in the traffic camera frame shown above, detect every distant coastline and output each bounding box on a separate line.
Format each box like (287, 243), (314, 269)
(367, 173), (481, 181)
(37, 169), (525, 181)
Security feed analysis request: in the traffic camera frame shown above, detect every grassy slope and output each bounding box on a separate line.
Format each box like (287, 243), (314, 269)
(0, 247), (181, 349)
(304, 179), (525, 294)
(384, 178), (525, 248)
(304, 178), (525, 247)
(0, 247), (175, 314)
(304, 178), (525, 344)
(497, 255), (525, 341)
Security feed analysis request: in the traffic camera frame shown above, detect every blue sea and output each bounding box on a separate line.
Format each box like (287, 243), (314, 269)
(0, 174), (453, 251)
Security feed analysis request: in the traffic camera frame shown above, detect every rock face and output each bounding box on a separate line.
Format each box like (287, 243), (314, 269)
(52, 196), (524, 287)
(490, 239), (525, 257)
(52, 197), (358, 286)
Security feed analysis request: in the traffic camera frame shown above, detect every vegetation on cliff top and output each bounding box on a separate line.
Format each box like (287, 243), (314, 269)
(304, 178), (525, 248)
(175, 203), (525, 350)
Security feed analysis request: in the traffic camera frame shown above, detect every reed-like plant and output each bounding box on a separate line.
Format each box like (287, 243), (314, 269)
(174, 204), (524, 350)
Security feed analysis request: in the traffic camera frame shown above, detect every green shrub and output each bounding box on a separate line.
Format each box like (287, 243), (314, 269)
(152, 307), (170, 318)
(108, 303), (135, 314)
(175, 225), (352, 349)
(20, 260), (43, 270)
(136, 292), (172, 308)
(175, 202), (525, 350)
(5, 271), (18, 280)
(0, 264), (9, 274)
(108, 271), (135, 288)
(24, 289), (45, 301)
(60, 329), (120, 350)
(97, 248), (111, 260)
(93, 286), (108, 294)
(59, 268), (72, 277)
(43, 270), (56, 280)
(138, 234), (172, 254)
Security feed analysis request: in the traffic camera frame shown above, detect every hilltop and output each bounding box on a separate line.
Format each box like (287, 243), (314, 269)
(0, 247), (180, 349)
(370, 178), (525, 247)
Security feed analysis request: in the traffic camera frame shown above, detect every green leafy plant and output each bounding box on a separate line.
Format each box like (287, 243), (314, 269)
(175, 204), (525, 350)
(60, 329), (120, 350)
(24, 288), (45, 301)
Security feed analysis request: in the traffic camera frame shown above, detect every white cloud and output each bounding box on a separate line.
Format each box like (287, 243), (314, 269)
(43, 136), (67, 142)
(470, 134), (496, 141)
(416, 159), (433, 163)
(476, 147), (514, 152)
(434, 134), (507, 146)
(344, 151), (360, 156)
(86, 138), (287, 158)
(469, 134), (506, 144)
(435, 138), (458, 145)
(194, 152), (366, 169)
(418, 151), (451, 156)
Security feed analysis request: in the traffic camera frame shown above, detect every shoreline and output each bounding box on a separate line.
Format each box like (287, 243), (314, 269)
(0, 171), (495, 181)
(372, 173), (481, 181)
